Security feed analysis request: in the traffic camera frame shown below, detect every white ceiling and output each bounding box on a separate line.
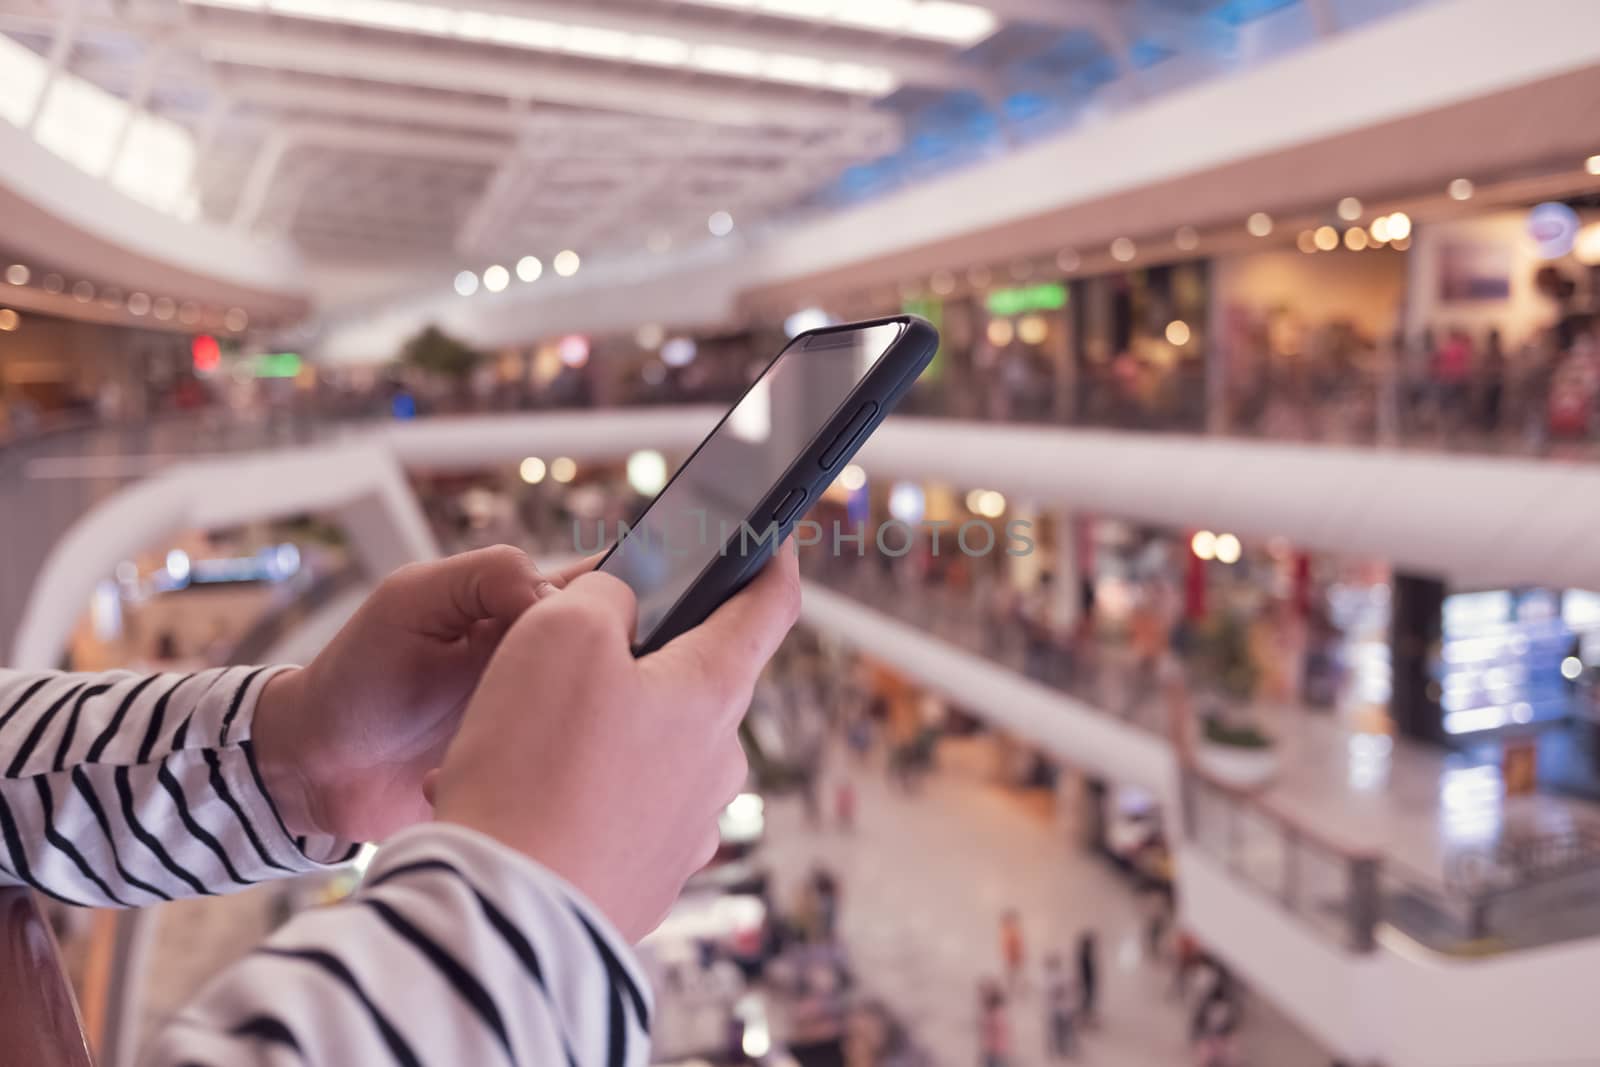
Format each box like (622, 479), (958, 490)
(0, 0), (1412, 300)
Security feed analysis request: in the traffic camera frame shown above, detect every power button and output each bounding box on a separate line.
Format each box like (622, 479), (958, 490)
(819, 401), (878, 470)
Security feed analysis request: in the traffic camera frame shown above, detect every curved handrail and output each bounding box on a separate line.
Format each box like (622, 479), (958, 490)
(0, 888), (94, 1067)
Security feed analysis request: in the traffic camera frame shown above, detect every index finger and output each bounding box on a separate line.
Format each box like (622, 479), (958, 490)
(644, 541), (802, 708)
(550, 553), (603, 587)
(388, 545), (549, 637)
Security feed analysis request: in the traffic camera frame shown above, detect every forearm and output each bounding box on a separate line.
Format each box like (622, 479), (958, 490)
(0, 667), (353, 906)
(143, 824), (653, 1067)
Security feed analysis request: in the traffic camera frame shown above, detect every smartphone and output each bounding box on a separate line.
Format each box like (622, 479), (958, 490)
(598, 315), (938, 654)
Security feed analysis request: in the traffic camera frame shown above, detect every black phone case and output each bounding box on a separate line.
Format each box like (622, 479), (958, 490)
(605, 314), (939, 655)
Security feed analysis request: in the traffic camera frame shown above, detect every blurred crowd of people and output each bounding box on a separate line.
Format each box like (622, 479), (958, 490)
(8, 251), (1599, 463)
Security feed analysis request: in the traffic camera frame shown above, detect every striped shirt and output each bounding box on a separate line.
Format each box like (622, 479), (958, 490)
(0, 665), (652, 1067)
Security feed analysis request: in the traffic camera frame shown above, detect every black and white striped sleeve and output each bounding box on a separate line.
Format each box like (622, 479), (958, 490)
(145, 823), (653, 1067)
(0, 666), (356, 906)
(1, 667), (656, 1066)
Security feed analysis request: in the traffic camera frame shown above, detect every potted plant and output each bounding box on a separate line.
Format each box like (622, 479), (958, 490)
(1190, 613), (1279, 787)
(400, 325), (482, 408)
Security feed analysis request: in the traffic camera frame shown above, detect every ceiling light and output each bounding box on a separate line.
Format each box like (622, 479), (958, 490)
(1574, 223), (1600, 266)
(1344, 227), (1369, 251)
(519, 456), (547, 484)
(153, 296), (176, 319)
(632, 35), (690, 65)
(224, 307), (249, 331)
(188, 0), (902, 95)
(1386, 212), (1412, 240)
(41, 273), (63, 294)
(1165, 320), (1191, 346)
(1448, 178), (1474, 201)
(553, 249), (580, 277)
(127, 292), (151, 316)
(1313, 225), (1339, 252)
(907, 1), (997, 43)
(1215, 533), (1242, 565)
(708, 210), (734, 237)
(559, 334), (589, 367)
(692, 43), (763, 77)
(4, 264), (28, 286)
(72, 281), (95, 303)
(627, 450), (669, 496)
(661, 337), (698, 366)
(1587, 154), (1600, 176)
(822, 62), (896, 94)
(765, 53), (825, 85)
(1110, 237), (1136, 262)
(681, 0), (994, 45)
(974, 490), (1007, 519)
(1055, 248), (1080, 272)
(1191, 530), (1217, 561)
(1017, 314), (1048, 345)
(888, 481), (924, 524)
(483, 264), (510, 292)
(986, 319), (1014, 346)
(1174, 226), (1199, 251)
(516, 255), (542, 282)
(1296, 230), (1317, 254)
(636, 323), (664, 349)
(1369, 216), (1390, 243)
(550, 456), (577, 483)
(0, 309), (19, 332)
(1246, 212), (1273, 237)
(1337, 197), (1363, 221)
(783, 309), (833, 337)
(453, 270), (479, 296)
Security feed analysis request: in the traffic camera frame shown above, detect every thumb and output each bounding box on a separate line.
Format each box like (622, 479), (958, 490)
(645, 541), (801, 709)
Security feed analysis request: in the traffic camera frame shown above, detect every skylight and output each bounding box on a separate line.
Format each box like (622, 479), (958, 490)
(0, 33), (198, 216)
(187, 0), (902, 95)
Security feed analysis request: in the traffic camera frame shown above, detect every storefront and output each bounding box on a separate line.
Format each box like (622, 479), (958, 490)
(1210, 238), (1408, 439)
(1402, 204), (1600, 442)
(1072, 259), (1210, 432)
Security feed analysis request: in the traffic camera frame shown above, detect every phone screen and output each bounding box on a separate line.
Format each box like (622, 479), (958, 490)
(603, 321), (904, 645)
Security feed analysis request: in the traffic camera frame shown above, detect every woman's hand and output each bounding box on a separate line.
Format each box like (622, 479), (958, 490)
(252, 546), (594, 843)
(432, 542), (801, 940)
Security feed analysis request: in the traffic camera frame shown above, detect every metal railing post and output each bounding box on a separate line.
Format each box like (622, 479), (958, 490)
(1348, 855), (1380, 953)
(1283, 826), (1300, 911)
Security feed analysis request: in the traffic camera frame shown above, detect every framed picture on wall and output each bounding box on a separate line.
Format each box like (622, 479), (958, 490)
(1439, 240), (1512, 302)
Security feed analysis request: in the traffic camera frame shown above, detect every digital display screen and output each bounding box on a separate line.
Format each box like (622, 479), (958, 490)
(602, 321), (903, 645)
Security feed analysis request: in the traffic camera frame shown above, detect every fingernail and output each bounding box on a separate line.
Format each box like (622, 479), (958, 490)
(534, 580), (558, 600)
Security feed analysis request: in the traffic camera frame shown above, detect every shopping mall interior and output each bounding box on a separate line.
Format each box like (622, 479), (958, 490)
(4, 0), (1600, 1065)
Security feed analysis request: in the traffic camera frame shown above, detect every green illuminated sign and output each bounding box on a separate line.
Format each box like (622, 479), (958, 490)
(986, 283), (1067, 317)
(256, 352), (303, 379)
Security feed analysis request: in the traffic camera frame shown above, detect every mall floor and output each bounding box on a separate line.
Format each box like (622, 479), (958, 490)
(119, 740), (1328, 1067)
(757, 744), (1329, 1067)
